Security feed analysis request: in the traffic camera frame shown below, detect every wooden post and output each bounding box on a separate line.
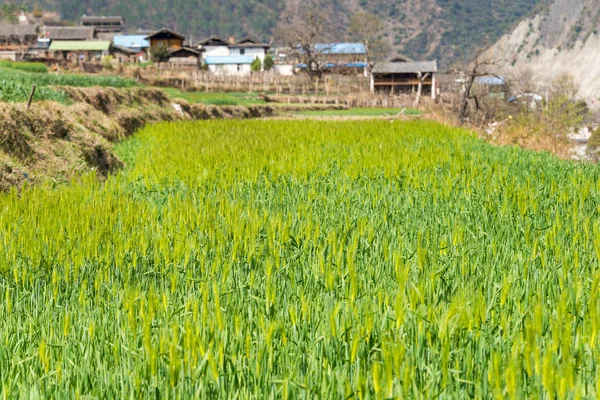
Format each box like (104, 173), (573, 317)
(27, 85), (36, 110)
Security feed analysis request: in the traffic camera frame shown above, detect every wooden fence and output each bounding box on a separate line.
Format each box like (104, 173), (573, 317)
(142, 69), (371, 95)
(265, 93), (425, 109)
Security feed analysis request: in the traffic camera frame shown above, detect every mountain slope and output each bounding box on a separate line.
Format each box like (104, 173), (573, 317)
(5, 0), (541, 65)
(486, 0), (600, 106)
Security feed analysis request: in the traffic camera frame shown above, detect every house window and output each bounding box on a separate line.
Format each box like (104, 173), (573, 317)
(240, 49), (245, 55)
(237, 64), (242, 71)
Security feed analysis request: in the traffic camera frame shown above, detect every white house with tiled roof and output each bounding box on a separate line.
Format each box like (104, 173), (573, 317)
(197, 36), (271, 76)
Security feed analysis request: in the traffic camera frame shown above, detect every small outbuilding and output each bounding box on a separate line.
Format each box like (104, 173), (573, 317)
(168, 47), (202, 68)
(371, 57), (438, 98)
(110, 45), (138, 63)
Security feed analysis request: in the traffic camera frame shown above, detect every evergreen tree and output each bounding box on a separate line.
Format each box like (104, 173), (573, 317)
(251, 57), (262, 72)
(263, 54), (274, 71)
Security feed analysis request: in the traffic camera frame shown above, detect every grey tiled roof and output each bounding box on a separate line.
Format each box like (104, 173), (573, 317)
(44, 26), (96, 40)
(81, 16), (124, 23)
(197, 35), (230, 46)
(372, 60), (437, 74)
(0, 24), (39, 39)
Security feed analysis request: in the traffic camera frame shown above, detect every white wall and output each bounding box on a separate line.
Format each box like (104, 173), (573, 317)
(207, 63), (252, 76)
(274, 64), (294, 76)
(0, 51), (18, 61)
(202, 46), (230, 58)
(230, 47), (265, 62)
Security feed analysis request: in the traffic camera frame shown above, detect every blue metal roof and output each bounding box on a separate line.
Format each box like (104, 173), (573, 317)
(204, 56), (254, 65)
(113, 35), (149, 50)
(314, 43), (366, 55)
(475, 76), (506, 85)
(345, 62), (367, 68)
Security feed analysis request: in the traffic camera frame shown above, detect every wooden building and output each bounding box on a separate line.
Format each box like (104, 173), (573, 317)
(370, 58), (438, 98)
(145, 28), (185, 51)
(0, 24), (39, 48)
(168, 47), (202, 68)
(81, 16), (124, 34)
(0, 25), (39, 60)
(43, 26), (96, 41)
(110, 45), (138, 63)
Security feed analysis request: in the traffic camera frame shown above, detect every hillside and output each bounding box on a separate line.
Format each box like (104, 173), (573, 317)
(485, 0), (600, 106)
(4, 0), (541, 65)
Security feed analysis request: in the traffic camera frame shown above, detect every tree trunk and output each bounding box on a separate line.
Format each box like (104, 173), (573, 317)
(459, 76), (475, 123)
(414, 72), (429, 109)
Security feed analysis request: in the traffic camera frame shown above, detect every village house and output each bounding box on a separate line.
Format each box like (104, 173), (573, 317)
(0, 24), (39, 60)
(112, 34), (150, 61)
(48, 40), (111, 62)
(81, 16), (123, 33)
(145, 28), (202, 67)
(315, 43), (367, 71)
(229, 37), (270, 63)
(204, 55), (255, 75)
(197, 35), (271, 76)
(370, 57), (438, 99)
(42, 26), (96, 41)
(197, 36), (230, 57)
(146, 28), (185, 51)
(277, 42), (368, 76)
(34, 26), (97, 56)
(81, 16), (124, 40)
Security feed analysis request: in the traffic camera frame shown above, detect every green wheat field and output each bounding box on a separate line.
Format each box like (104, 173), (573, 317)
(1, 120), (600, 398)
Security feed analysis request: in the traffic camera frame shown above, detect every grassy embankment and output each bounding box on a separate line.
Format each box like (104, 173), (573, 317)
(0, 67), (139, 103)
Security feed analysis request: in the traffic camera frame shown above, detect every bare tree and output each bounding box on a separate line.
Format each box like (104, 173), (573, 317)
(274, 2), (331, 82)
(510, 67), (538, 95)
(550, 73), (578, 100)
(414, 72), (431, 109)
(459, 48), (502, 123)
(348, 13), (390, 73)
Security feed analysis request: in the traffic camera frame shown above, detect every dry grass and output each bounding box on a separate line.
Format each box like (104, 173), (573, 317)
(0, 101), (122, 188)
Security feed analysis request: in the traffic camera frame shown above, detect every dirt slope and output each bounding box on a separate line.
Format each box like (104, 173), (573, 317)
(486, 0), (600, 109)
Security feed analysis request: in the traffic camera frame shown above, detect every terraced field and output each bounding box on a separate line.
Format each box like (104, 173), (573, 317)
(1, 120), (599, 398)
